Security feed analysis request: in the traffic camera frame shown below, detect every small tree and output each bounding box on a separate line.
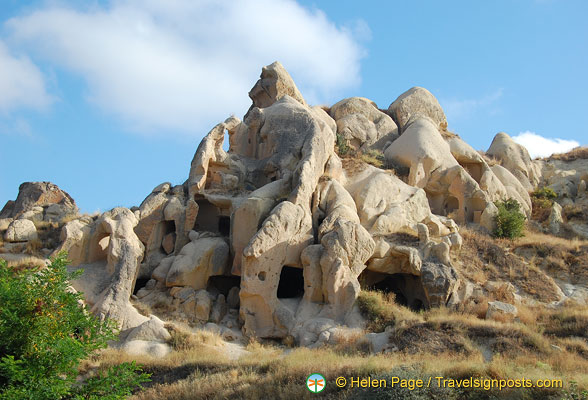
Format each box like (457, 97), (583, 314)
(0, 253), (150, 399)
(493, 198), (526, 239)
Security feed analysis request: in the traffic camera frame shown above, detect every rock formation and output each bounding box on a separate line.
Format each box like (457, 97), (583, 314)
(6, 61), (587, 348)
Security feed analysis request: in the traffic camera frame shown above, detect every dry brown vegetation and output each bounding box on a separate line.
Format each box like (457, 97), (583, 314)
(75, 290), (588, 399)
(545, 146), (588, 162)
(456, 227), (562, 302)
(478, 150), (501, 166)
(512, 230), (588, 285)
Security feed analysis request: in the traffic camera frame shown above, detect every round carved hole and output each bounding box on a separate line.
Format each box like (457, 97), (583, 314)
(258, 271), (266, 281)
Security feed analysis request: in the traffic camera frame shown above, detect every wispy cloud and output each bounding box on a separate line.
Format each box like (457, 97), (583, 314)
(513, 131), (580, 158)
(5, 0), (366, 137)
(440, 88), (504, 121)
(0, 40), (52, 114)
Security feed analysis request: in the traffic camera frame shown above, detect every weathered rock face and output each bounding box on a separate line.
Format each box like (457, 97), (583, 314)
(43, 61), (565, 345)
(329, 97), (398, 151)
(0, 181), (78, 220)
(247, 61), (307, 111)
(487, 132), (541, 191)
(387, 87), (447, 133)
(384, 116), (530, 224)
(4, 219), (37, 242)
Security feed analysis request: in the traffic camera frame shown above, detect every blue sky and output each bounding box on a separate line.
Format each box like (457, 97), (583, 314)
(1, 0), (586, 213)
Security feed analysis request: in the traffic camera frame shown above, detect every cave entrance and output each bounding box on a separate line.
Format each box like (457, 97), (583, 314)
(161, 220), (176, 254)
(359, 270), (425, 311)
(445, 196), (459, 216)
(88, 232), (110, 263)
(133, 278), (150, 295)
(207, 275), (241, 296)
(194, 200), (220, 233)
(277, 266), (305, 299)
(194, 199), (231, 236)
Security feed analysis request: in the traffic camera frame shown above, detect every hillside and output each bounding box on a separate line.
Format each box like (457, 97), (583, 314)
(1, 62), (588, 399)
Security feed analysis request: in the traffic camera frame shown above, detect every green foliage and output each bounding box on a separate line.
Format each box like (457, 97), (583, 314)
(336, 133), (351, 156)
(532, 187), (557, 201)
(531, 187), (558, 211)
(0, 253), (150, 399)
(360, 149), (386, 168)
(494, 199), (526, 239)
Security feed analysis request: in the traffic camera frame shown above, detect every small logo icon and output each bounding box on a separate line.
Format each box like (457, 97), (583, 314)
(306, 373), (326, 393)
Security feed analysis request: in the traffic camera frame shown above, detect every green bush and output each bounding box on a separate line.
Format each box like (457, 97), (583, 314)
(0, 253), (150, 399)
(494, 199), (526, 239)
(336, 132), (351, 156)
(532, 187), (557, 201)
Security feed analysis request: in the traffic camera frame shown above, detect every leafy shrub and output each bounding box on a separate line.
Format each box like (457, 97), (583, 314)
(0, 253), (150, 399)
(531, 187), (557, 222)
(532, 187), (557, 201)
(335, 132), (351, 156)
(494, 199), (526, 239)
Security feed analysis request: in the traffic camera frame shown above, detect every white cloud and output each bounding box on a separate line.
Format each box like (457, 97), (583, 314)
(0, 40), (52, 114)
(440, 88), (503, 121)
(513, 131), (580, 158)
(6, 0), (365, 136)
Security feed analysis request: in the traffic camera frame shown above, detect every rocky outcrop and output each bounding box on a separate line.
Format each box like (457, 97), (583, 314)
(4, 219), (37, 242)
(329, 97), (398, 151)
(40, 61), (568, 346)
(0, 181), (78, 220)
(487, 132), (541, 191)
(387, 87), (447, 133)
(247, 61), (307, 111)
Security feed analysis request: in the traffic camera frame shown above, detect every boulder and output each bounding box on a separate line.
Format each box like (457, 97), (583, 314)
(420, 262), (459, 307)
(4, 219), (37, 242)
(487, 132), (541, 190)
(210, 294), (227, 323)
(195, 290), (212, 321)
(486, 301), (518, 322)
(1, 181), (77, 219)
(548, 202), (564, 235)
(125, 316), (171, 342)
(329, 97), (398, 150)
(165, 236), (229, 290)
(387, 87), (447, 132)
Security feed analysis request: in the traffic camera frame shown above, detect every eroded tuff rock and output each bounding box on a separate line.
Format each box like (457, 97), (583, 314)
(40, 61), (581, 346)
(487, 132), (542, 191)
(329, 97), (398, 151)
(0, 181), (78, 220)
(387, 87), (447, 133)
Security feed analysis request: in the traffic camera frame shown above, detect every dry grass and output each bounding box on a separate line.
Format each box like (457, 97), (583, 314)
(545, 146), (588, 162)
(564, 203), (588, 222)
(165, 323), (223, 351)
(478, 150), (501, 166)
(512, 230), (588, 284)
(359, 149), (385, 169)
(456, 228), (562, 302)
(0, 254), (47, 269)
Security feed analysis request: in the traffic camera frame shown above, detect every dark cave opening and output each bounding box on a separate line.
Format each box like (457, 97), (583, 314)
(218, 216), (231, 237)
(359, 270), (425, 311)
(133, 278), (150, 295)
(277, 266), (305, 299)
(207, 275), (241, 296)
